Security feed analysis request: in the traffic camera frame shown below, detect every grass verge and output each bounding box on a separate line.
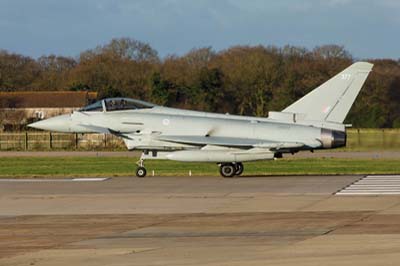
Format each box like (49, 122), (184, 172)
(0, 157), (400, 178)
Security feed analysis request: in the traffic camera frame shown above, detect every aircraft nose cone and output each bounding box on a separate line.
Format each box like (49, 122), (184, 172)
(28, 114), (71, 132)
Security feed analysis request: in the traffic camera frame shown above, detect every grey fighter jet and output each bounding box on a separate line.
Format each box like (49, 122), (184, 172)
(29, 62), (373, 177)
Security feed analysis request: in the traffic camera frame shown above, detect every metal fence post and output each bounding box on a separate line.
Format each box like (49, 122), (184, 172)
(382, 129), (385, 147)
(49, 132), (52, 149)
(24, 132), (28, 150)
(75, 133), (78, 149)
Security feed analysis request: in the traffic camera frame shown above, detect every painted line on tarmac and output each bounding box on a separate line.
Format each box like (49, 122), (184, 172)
(0, 178), (110, 182)
(364, 175), (400, 178)
(336, 175), (400, 195)
(336, 192), (400, 195)
(71, 178), (109, 182)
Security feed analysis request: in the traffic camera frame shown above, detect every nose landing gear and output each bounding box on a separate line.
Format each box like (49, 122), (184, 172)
(136, 166), (147, 178)
(135, 156), (147, 178)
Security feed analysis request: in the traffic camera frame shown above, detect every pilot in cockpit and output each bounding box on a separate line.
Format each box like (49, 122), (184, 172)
(120, 99), (127, 109)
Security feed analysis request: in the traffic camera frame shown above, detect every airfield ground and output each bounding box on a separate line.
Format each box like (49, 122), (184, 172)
(1, 151), (400, 177)
(2, 175), (400, 265)
(1, 151), (400, 265)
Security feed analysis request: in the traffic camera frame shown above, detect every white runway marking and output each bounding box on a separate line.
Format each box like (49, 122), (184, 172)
(336, 175), (400, 195)
(0, 178), (109, 182)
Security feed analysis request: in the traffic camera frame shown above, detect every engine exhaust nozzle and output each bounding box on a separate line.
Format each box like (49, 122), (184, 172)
(320, 129), (347, 149)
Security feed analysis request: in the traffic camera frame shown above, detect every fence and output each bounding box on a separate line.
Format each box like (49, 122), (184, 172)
(0, 129), (399, 151)
(0, 132), (125, 151)
(345, 129), (400, 150)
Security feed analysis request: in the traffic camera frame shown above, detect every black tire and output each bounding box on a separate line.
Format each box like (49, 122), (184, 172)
(136, 167), (147, 178)
(220, 163), (235, 178)
(234, 162), (244, 176)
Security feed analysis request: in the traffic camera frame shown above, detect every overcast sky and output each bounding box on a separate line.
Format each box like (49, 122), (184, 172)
(0, 0), (398, 59)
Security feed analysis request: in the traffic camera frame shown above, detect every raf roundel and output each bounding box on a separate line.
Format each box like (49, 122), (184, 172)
(162, 118), (170, 126)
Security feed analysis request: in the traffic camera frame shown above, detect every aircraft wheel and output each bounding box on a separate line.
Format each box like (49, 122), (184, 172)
(234, 162), (244, 176)
(220, 163), (236, 178)
(136, 167), (147, 178)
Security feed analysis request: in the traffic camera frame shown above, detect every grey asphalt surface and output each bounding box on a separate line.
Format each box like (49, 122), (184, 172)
(0, 175), (359, 198)
(2, 175), (400, 266)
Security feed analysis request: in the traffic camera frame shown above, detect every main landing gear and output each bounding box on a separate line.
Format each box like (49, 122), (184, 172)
(219, 162), (244, 178)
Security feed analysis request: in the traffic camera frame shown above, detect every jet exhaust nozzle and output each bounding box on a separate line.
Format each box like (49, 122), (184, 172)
(320, 129), (347, 149)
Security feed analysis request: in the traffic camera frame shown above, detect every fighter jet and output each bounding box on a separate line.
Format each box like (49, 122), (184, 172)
(29, 62), (373, 177)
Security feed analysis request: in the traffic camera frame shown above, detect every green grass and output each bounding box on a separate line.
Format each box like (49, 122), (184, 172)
(1, 157), (400, 177)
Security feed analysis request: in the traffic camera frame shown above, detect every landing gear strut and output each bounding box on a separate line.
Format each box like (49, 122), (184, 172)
(135, 155), (147, 178)
(219, 162), (244, 178)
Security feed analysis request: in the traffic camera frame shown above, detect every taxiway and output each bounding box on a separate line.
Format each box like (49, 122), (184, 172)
(1, 175), (400, 266)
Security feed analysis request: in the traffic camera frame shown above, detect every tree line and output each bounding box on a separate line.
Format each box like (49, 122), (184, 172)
(1, 37), (399, 128)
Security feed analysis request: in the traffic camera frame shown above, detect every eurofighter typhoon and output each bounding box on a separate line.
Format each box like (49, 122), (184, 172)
(29, 62), (373, 177)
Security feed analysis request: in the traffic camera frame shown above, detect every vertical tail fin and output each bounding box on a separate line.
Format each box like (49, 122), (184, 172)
(283, 62), (373, 123)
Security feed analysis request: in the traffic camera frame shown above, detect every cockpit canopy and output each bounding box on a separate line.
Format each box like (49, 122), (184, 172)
(79, 98), (156, 112)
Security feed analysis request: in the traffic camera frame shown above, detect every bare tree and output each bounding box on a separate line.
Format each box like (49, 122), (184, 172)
(313, 45), (352, 59)
(80, 38), (159, 63)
